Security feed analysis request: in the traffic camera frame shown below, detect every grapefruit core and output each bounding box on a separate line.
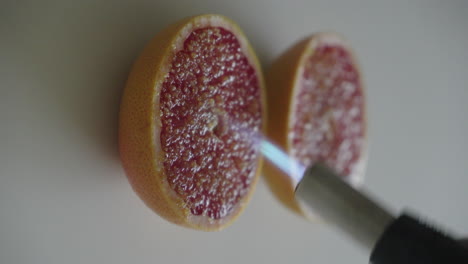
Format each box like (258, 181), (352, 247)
(119, 14), (266, 231)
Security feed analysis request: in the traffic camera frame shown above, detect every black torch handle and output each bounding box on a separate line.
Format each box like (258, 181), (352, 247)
(370, 213), (468, 264)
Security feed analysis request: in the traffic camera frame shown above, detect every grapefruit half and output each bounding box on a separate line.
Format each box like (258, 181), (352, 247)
(119, 14), (265, 230)
(264, 33), (367, 216)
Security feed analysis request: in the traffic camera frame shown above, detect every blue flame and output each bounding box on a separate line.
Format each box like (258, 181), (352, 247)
(260, 140), (306, 184)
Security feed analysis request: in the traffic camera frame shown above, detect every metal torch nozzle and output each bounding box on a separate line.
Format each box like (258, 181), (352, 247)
(295, 163), (395, 251)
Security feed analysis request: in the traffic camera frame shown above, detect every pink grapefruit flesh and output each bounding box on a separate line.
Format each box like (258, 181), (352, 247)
(291, 44), (365, 178)
(160, 27), (262, 220)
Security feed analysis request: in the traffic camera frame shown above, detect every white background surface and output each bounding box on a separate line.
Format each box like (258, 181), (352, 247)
(2, 1), (468, 263)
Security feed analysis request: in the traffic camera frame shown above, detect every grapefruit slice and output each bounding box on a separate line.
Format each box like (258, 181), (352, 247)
(264, 33), (367, 216)
(119, 14), (265, 230)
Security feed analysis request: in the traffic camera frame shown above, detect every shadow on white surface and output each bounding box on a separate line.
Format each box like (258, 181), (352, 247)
(13, 1), (186, 167)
